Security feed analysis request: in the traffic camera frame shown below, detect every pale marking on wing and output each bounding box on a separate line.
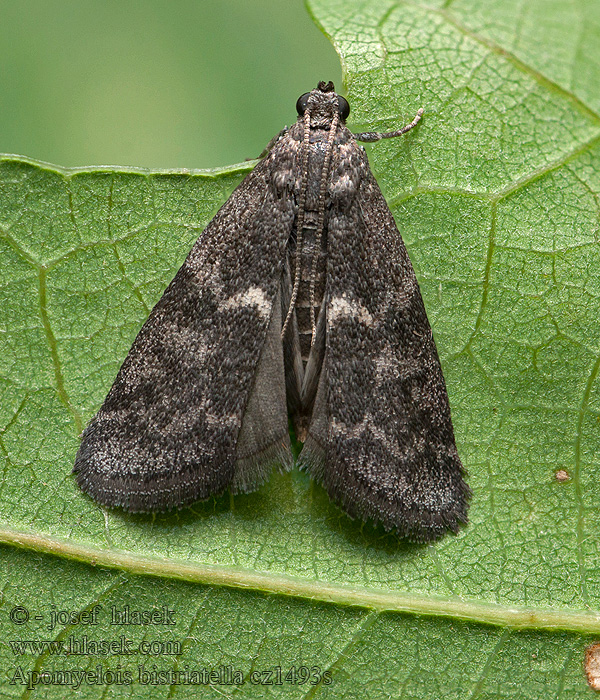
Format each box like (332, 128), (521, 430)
(328, 294), (374, 327)
(219, 286), (271, 319)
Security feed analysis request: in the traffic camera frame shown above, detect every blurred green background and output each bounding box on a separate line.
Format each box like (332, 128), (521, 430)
(0, 0), (342, 169)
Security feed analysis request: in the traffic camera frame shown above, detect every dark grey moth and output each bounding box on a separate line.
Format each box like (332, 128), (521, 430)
(74, 81), (470, 542)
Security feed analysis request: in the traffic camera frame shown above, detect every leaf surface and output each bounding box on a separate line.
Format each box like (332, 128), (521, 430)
(1, 0), (600, 696)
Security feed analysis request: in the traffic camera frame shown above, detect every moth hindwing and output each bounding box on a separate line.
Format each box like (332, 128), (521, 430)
(74, 80), (470, 542)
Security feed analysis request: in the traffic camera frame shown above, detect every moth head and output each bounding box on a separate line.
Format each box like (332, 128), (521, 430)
(296, 81), (350, 126)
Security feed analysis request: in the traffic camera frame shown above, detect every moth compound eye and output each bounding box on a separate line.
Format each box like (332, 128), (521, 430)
(296, 93), (310, 116)
(337, 96), (350, 120)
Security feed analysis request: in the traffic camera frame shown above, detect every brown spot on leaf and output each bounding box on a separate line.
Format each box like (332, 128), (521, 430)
(585, 643), (600, 690)
(555, 470), (570, 482)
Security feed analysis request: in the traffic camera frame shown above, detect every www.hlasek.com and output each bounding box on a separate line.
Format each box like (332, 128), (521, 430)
(8, 665), (334, 690)
(9, 636), (181, 656)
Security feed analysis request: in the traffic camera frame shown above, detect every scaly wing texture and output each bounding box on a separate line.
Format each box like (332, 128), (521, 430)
(74, 147), (296, 512)
(306, 143), (470, 542)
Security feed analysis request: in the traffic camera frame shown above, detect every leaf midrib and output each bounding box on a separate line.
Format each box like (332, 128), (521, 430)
(1, 524), (599, 634)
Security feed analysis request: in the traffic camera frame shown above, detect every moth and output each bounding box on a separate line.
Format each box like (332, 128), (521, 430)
(74, 81), (470, 542)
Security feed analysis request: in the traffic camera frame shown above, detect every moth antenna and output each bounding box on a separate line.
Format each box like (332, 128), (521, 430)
(354, 108), (424, 142)
(281, 109), (311, 339)
(281, 109), (310, 340)
(309, 110), (339, 345)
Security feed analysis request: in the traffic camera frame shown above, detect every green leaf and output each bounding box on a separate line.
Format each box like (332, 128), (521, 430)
(2, 0), (600, 697)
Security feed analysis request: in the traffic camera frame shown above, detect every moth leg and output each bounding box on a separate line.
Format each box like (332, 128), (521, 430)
(353, 108), (423, 143)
